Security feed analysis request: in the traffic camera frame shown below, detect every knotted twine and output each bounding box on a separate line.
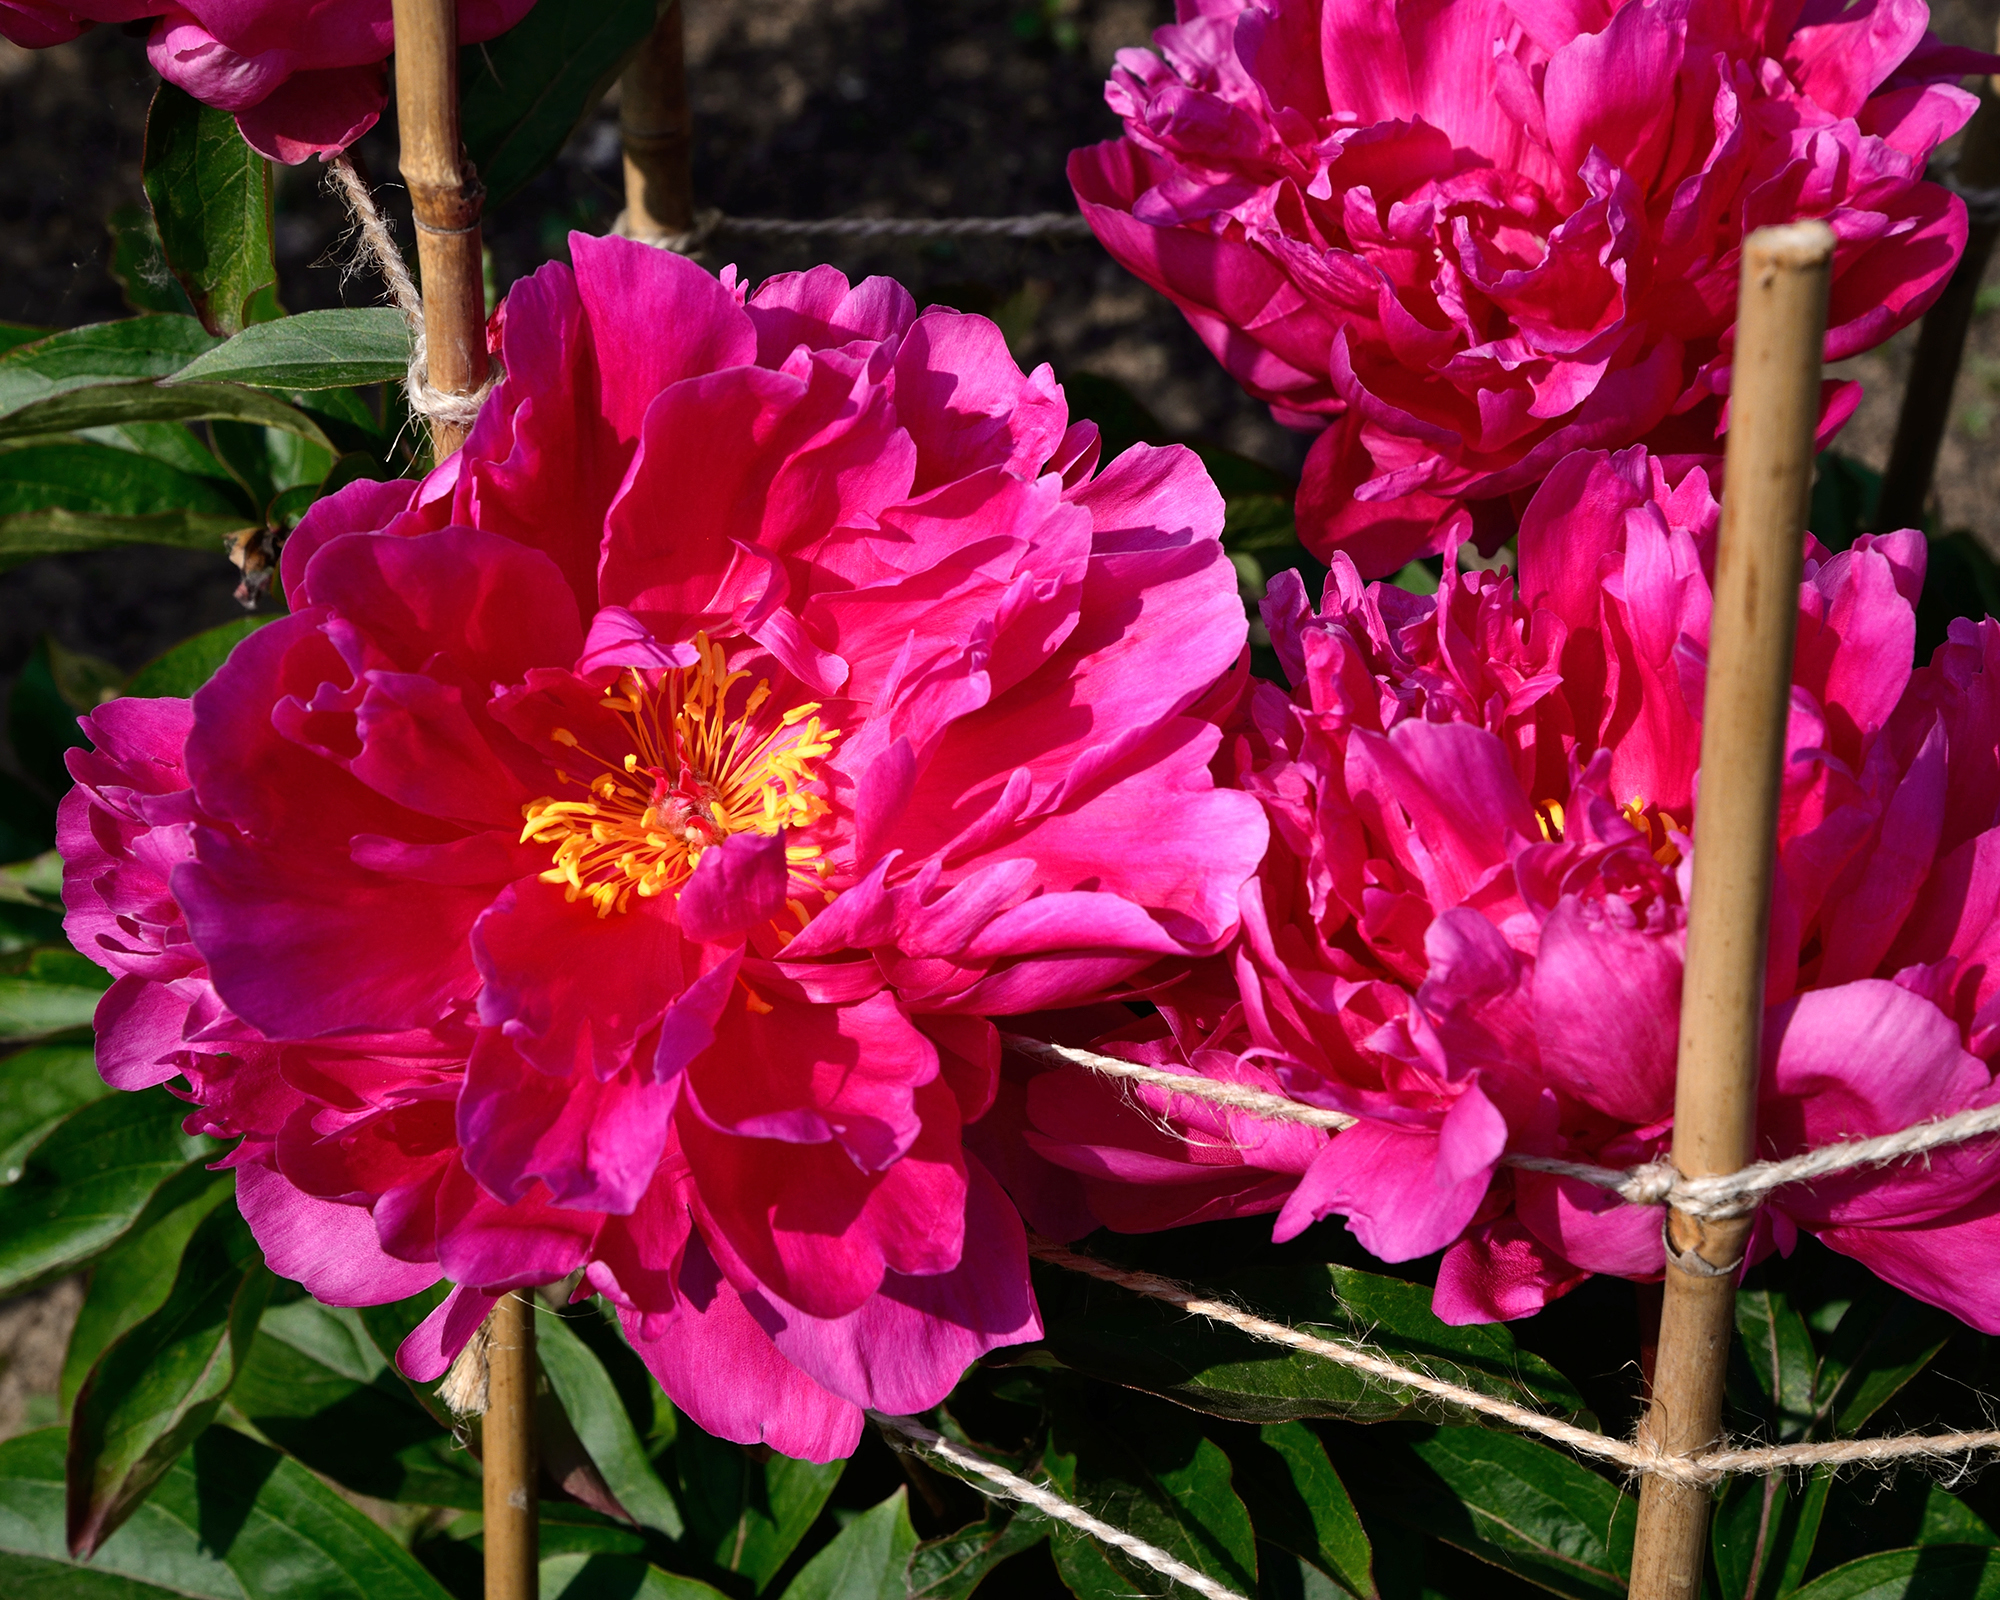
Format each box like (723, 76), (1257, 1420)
(325, 154), (498, 433)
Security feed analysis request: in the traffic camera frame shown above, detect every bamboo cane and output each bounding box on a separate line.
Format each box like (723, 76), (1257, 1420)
(392, 0), (490, 460)
(617, 0), (695, 244)
(1873, 67), (2000, 534)
(480, 1295), (539, 1600)
(1626, 221), (1834, 1600)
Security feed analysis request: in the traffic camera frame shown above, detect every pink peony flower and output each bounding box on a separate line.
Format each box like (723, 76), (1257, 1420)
(0, 0), (535, 162)
(1010, 445), (2000, 1331)
(1070, 0), (1988, 576)
(60, 235), (1267, 1459)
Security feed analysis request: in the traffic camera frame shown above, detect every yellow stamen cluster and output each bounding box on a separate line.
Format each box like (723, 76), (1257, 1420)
(519, 635), (838, 917)
(1534, 794), (1683, 867)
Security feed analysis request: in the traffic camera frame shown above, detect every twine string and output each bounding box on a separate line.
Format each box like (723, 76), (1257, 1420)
(874, 1413), (1246, 1600)
(325, 154), (497, 430)
(1004, 1036), (2000, 1221)
(1033, 1242), (2000, 1487)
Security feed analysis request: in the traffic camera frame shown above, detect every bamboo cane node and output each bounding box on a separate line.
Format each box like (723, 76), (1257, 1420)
(407, 177), (485, 232)
(1661, 1230), (1746, 1280)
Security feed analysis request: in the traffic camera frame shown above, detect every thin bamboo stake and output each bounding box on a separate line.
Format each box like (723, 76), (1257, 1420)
(480, 1295), (539, 1600)
(392, 0), (489, 459)
(1627, 222), (1834, 1600)
(1874, 61), (2000, 533)
(617, 0), (695, 244)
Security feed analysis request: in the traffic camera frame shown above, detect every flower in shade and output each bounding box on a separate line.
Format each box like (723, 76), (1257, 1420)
(60, 235), (1267, 1460)
(0, 0), (536, 162)
(1070, 0), (1987, 576)
(1007, 445), (2000, 1332)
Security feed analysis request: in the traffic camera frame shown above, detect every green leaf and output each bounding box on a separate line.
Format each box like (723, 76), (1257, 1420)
(8, 637), (102, 797)
(66, 1200), (274, 1555)
(75, 419), (234, 482)
(908, 1507), (1048, 1600)
(0, 507), (252, 572)
(0, 955), (109, 1041)
(0, 1090), (218, 1297)
(543, 1553), (732, 1599)
(0, 323), (52, 358)
(1787, 1545), (2000, 1600)
(169, 309), (412, 391)
(107, 204), (198, 318)
(0, 441), (246, 522)
(780, 1487), (920, 1600)
(536, 1304), (685, 1538)
(0, 771), (58, 865)
(126, 616), (273, 700)
(0, 317), (218, 419)
(141, 83), (278, 338)
(0, 380), (332, 448)
(228, 1295), (482, 1510)
(461, 0), (665, 207)
(1715, 1470), (1831, 1600)
(675, 1424), (845, 1591)
(1044, 1384), (1260, 1599)
(1343, 1426), (1634, 1600)
(1732, 1279), (1820, 1443)
(0, 1424), (458, 1598)
(0, 1042), (106, 1188)
(60, 1167), (235, 1413)
(1227, 1421), (1373, 1597)
(1036, 1258), (1590, 1425)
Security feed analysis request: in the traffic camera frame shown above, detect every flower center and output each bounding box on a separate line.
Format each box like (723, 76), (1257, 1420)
(1535, 795), (1682, 868)
(519, 636), (839, 918)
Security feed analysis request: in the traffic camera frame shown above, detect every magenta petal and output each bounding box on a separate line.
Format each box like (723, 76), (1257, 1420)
(621, 1234), (865, 1461)
(237, 1162), (443, 1306)
(459, 1029), (675, 1214)
(1531, 894), (1681, 1124)
(758, 1160), (1039, 1412)
(92, 975), (191, 1091)
(397, 1283), (502, 1383)
(1275, 1119), (1491, 1262)
(473, 877), (680, 1079)
(677, 829), (789, 945)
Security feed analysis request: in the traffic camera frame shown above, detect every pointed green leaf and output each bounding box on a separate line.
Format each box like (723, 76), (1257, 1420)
(1341, 1426), (1634, 1600)
(1045, 1385), (1260, 1599)
(1036, 1257), (1589, 1425)
(228, 1295), (481, 1509)
(1227, 1422), (1373, 1597)
(0, 1042), (107, 1188)
(108, 204), (198, 318)
(168, 309), (412, 391)
(0, 950), (109, 1041)
(675, 1423), (845, 1591)
(66, 1201), (274, 1555)
(537, 1304), (685, 1538)
(460, 0), (665, 207)
(0, 507), (250, 571)
(0, 1424), (457, 1598)
(58, 1167), (236, 1413)
(0, 318), (218, 420)
(780, 1487), (919, 1600)
(1787, 1545), (2000, 1600)
(908, 1507), (1048, 1600)
(141, 84), (277, 338)
(0, 380), (331, 447)
(0, 1091), (218, 1297)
